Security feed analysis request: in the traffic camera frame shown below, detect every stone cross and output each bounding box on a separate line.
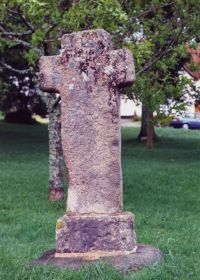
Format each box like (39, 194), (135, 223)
(40, 29), (137, 254)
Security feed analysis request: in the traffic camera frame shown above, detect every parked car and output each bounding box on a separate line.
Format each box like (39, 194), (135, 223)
(170, 113), (200, 129)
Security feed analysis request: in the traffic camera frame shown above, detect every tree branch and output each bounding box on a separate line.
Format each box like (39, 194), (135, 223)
(13, 38), (41, 53)
(136, 27), (184, 76)
(0, 25), (32, 36)
(129, 1), (176, 22)
(44, 8), (68, 39)
(45, 23), (57, 38)
(136, 47), (173, 76)
(0, 61), (33, 75)
(0, 25), (42, 53)
(7, 7), (35, 31)
(113, 1), (176, 40)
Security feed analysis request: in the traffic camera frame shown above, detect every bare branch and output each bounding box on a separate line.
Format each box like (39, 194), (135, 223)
(7, 8), (35, 31)
(0, 25), (32, 36)
(136, 27), (183, 76)
(129, 1), (176, 22)
(113, 1), (176, 40)
(12, 38), (41, 53)
(45, 23), (57, 38)
(0, 25), (42, 53)
(0, 61), (33, 75)
(18, 12), (35, 32)
(44, 38), (61, 43)
(136, 47), (173, 76)
(44, 5), (70, 39)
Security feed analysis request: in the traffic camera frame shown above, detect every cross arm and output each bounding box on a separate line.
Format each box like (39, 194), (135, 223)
(103, 49), (135, 87)
(39, 55), (62, 93)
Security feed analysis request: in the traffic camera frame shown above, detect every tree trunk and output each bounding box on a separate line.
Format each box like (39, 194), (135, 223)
(138, 105), (148, 140)
(146, 110), (154, 149)
(37, 89), (64, 201)
(38, 91), (64, 201)
(138, 105), (157, 148)
(37, 47), (64, 201)
(47, 94), (64, 201)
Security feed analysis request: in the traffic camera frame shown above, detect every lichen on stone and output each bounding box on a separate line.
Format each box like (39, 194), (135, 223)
(56, 219), (64, 231)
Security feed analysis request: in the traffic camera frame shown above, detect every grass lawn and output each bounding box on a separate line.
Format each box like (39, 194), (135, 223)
(0, 122), (200, 280)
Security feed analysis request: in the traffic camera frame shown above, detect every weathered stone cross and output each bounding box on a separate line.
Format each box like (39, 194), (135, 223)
(40, 29), (136, 254)
(36, 29), (163, 270)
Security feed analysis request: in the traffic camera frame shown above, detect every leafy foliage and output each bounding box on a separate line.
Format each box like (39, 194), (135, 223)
(0, 0), (126, 119)
(0, 0), (199, 121)
(119, 0), (200, 114)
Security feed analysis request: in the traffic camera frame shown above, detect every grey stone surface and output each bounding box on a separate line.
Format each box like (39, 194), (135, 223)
(36, 29), (163, 271)
(31, 244), (164, 273)
(40, 29), (135, 214)
(56, 213), (136, 253)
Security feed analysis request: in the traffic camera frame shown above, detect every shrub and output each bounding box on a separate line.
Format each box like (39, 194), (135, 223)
(5, 110), (36, 124)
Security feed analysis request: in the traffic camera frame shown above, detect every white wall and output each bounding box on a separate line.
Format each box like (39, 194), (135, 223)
(120, 70), (199, 117)
(120, 96), (141, 117)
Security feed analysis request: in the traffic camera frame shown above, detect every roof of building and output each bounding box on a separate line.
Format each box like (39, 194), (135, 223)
(184, 47), (200, 81)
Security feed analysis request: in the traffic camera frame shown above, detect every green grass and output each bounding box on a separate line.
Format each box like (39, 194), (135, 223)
(0, 122), (200, 280)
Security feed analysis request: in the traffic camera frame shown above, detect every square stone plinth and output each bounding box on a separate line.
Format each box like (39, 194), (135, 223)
(56, 212), (136, 253)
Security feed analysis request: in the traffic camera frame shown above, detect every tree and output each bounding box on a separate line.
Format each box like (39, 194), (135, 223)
(0, 0), (127, 198)
(43, 93), (64, 201)
(0, 0), (71, 200)
(118, 0), (200, 148)
(1, 0), (199, 193)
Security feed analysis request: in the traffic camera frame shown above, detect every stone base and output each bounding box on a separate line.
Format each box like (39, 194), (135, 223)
(56, 212), (136, 253)
(31, 244), (163, 273)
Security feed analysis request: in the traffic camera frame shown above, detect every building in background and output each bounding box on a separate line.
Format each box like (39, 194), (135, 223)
(183, 47), (200, 114)
(120, 47), (200, 118)
(120, 96), (141, 118)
